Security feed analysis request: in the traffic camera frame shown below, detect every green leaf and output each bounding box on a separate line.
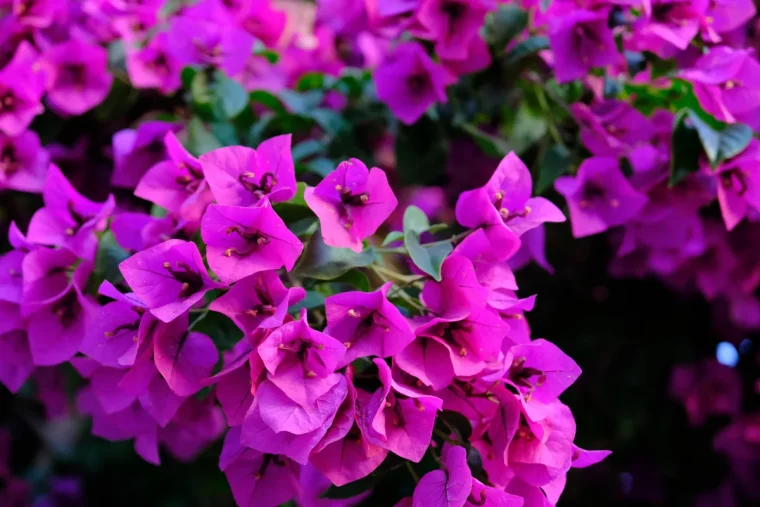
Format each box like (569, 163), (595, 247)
(296, 72), (336, 92)
(504, 36), (550, 67)
(292, 139), (325, 162)
(331, 269), (371, 292)
(295, 228), (377, 280)
(687, 111), (752, 168)
(323, 472), (380, 499)
(537, 144), (572, 194)
(509, 103), (547, 154)
(311, 108), (349, 136)
(249, 91), (287, 115)
(186, 117), (222, 155)
(212, 71), (248, 119)
(461, 123), (510, 158)
(289, 290), (326, 313)
(403, 206), (452, 281)
(439, 410), (473, 441)
(396, 117), (448, 186)
(484, 4), (529, 52)
(669, 110), (701, 187)
(190, 311), (243, 352)
(308, 158), (336, 177)
(272, 182), (312, 223)
(180, 66), (198, 90)
(95, 230), (130, 285)
(210, 122), (239, 146)
(382, 231), (405, 246)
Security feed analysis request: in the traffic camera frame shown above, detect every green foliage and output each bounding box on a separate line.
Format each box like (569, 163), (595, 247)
(403, 206), (452, 281)
(295, 228), (377, 280)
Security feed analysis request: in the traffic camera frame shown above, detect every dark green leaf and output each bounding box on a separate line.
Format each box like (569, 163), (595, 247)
(289, 290), (326, 313)
(272, 183), (312, 223)
(180, 66), (198, 90)
(485, 4), (529, 52)
(311, 108), (349, 136)
(322, 472), (379, 499)
(331, 269), (371, 292)
(537, 144), (572, 194)
(292, 139), (325, 162)
(687, 111), (752, 168)
(210, 122), (239, 146)
(212, 72), (248, 119)
(308, 158), (336, 177)
(190, 311), (242, 352)
(249, 91), (287, 115)
(403, 206), (452, 281)
(396, 117), (448, 186)
(186, 117), (222, 155)
(295, 228), (377, 280)
(504, 36), (550, 67)
(461, 123), (510, 158)
(95, 230), (129, 284)
(439, 410), (473, 441)
(669, 110), (701, 187)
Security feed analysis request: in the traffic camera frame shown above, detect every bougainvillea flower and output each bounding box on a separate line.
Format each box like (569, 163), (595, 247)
(135, 131), (214, 224)
(414, 0), (494, 61)
(548, 9), (619, 83)
(421, 255), (488, 320)
(257, 310), (346, 408)
(0, 249), (24, 305)
(159, 396), (226, 462)
(452, 229), (519, 303)
(111, 121), (179, 189)
(570, 445), (612, 469)
(207, 340), (256, 426)
(201, 135), (296, 206)
(412, 445), (471, 507)
(42, 40), (113, 116)
(236, 0), (287, 47)
(0, 330), (34, 393)
(504, 339), (581, 420)
(709, 140), (760, 231)
(0, 130), (48, 193)
(509, 226), (553, 274)
(0, 41), (45, 136)
(27, 284), (96, 366)
(374, 41), (455, 125)
(681, 46), (760, 130)
(305, 158), (397, 252)
(20, 247), (85, 313)
(704, 0), (756, 35)
(571, 100), (654, 157)
(508, 400), (576, 487)
(119, 239), (224, 322)
(468, 479), (524, 507)
(397, 307), (508, 389)
(154, 319), (218, 396)
(361, 359), (443, 462)
(201, 201), (302, 284)
(125, 32), (182, 94)
(554, 157), (648, 238)
(456, 152), (565, 237)
(221, 427), (302, 507)
(167, 13), (254, 76)
(210, 271), (306, 335)
(110, 212), (184, 253)
(10, 0), (63, 28)
(325, 282), (415, 367)
(241, 376), (347, 464)
(631, 0), (704, 56)
(669, 359), (742, 426)
(26, 165), (115, 261)
(80, 281), (148, 368)
(310, 380), (389, 486)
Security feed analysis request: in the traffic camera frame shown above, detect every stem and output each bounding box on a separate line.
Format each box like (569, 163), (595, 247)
(375, 247), (407, 254)
(371, 265), (419, 284)
(370, 266), (426, 313)
(405, 462), (420, 484)
(188, 310), (209, 330)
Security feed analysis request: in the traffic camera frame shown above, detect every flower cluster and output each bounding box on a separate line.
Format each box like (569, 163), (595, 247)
(1, 107), (607, 506)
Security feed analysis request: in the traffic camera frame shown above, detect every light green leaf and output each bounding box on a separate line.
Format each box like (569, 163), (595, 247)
(403, 206), (452, 281)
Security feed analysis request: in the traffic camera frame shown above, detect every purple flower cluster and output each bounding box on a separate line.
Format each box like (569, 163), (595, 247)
(0, 116), (606, 505)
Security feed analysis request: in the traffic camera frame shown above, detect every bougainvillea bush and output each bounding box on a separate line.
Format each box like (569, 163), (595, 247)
(1, 0), (759, 506)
